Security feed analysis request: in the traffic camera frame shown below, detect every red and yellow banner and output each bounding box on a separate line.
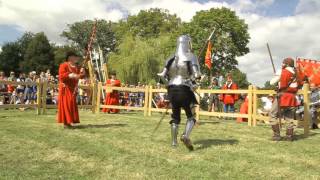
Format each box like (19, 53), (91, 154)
(296, 58), (320, 86)
(205, 41), (212, 69)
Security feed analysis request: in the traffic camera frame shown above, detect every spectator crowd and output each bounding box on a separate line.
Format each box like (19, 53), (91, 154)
(0, 70), (149, 109)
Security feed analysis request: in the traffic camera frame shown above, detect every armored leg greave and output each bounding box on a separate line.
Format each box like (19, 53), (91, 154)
(181, 117), (195, 151)
(183, 117), (195, 138)
(171, 123), (179, 147)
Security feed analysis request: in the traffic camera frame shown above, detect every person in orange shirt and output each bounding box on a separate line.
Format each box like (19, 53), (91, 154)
(220, 74), (239, 113)
(57, 51), (85, 129)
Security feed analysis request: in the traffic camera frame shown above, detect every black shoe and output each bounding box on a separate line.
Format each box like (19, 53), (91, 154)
(180, 135), (194, 151)
(64, 124), (73, 129)
(271, 125), (281, 141)
(312, 123), (319, 129)
(272, 135), (282, 141)
(285, 128), (295, 142)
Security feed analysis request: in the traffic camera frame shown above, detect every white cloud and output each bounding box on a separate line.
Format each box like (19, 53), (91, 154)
(0, 0), (229, 42)
(237, 8), (320, 86)
(0, 0), (127, 43)
(295, 0), (320, 14)
(0, 0), (319, 86)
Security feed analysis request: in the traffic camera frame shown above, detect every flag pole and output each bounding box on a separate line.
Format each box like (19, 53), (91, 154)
(197, 28), (216, 60)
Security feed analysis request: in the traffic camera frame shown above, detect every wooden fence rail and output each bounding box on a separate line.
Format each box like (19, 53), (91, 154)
(0, 80), (312, 136)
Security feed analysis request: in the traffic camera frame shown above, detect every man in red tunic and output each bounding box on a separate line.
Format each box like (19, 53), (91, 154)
(102, 72), (121, 113)
(220, 74), (239, 113)
(269, 57), (299, 141)
(57, 51), (84, 128)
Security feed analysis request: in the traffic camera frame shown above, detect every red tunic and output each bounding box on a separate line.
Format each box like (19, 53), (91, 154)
(220, 82), (239, 105)
(57, 62), (81, 124)
(279, 68), (298, 107)
(237, 96), (248, 123)
(102, 79), (121, 113)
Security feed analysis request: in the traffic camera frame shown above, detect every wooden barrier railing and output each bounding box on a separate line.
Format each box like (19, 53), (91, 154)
(0, 80), (93, 114)
(0, 80), (42, 114)
(96, 84), (150, 116)
(0, 80), (312, 136)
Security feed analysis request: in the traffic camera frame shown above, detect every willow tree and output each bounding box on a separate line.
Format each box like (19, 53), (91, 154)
(108, 34), (175, 85)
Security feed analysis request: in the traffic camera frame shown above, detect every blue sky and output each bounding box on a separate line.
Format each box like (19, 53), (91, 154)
(195, 0), (299, 16)
(0, 0), (319, 85)
(0, 25), (23, 46)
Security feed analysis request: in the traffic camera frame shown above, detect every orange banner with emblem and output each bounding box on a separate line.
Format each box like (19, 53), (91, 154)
(296, 58), (320, 86)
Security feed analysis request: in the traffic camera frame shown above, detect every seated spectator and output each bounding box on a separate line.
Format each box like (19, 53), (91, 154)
(154, 83), (168, 108)
(0, 71), (7, 92)
(16, 73), (26, 104)
(24, 72), (34, 104)
(7, 71), (16, 93)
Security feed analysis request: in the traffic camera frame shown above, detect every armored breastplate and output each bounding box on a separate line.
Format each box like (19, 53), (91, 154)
(167, 56), (193, 87)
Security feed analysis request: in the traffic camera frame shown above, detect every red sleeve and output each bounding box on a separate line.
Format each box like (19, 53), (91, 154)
(114, 80), (121, 87)
(279, 70), (291, 90)
(106, 79), (111, 85)
(59, 63), (71, 82)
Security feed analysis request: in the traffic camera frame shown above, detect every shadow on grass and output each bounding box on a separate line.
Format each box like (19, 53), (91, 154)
(73, 123), (127, 129)
(194, 139), (239, 150)
(101, 112), (139, 115)
(198, 121), (220, 125)
(295, 132), (319, 140)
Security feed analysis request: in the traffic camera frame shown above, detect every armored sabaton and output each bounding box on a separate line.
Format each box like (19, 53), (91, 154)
(158, 35), (201, 150)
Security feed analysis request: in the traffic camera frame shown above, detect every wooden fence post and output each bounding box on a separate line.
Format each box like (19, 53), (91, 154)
(195, 87), (200, 122)
(148, 85), (153, 116)
(303, 83), (310, 137)
(41, 80), (48, 115)
(252, 86), (258, 126)
(144, 85), (149, 117)
(36, 79), (42, 115)
(247, 85), (253, 126)
(95, 82), (102, 114)
(91, 82), (97, 114)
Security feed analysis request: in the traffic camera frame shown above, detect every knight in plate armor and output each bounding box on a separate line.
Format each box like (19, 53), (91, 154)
(158, 35), (201, 150)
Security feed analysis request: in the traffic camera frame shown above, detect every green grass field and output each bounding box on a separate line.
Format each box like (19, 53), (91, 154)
(1, 109), (320, 180)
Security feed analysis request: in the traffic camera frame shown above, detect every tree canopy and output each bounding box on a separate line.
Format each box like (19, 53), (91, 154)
(21, 32), (54, 73)
(182, 7), (250, 75)
(61, 19), (116, 56)
(0, 42), (22, 75)
(119, 8), (182, 39)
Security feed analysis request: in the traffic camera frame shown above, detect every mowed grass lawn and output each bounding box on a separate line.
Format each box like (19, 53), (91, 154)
(1, 109), (320, 180)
